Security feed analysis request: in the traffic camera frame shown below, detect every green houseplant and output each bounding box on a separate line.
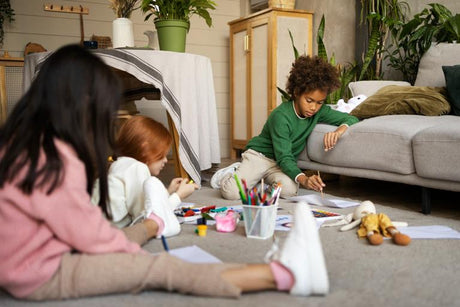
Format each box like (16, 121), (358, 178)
(0, 0), (14, 48)
(140, 0), (216, 52)
(278, 15), (358, 104)
(357, 0), (409, 80)
(386, 3), (460, 84)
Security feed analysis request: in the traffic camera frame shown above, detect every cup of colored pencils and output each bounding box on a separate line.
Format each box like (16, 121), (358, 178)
(234, 174), (280, 239)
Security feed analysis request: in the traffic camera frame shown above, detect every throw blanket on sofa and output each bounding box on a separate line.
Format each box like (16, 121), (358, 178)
(350, 85), (451, 119)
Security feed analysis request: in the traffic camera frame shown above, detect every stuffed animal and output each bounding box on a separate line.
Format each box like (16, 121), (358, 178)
(335, 94), (367, 113)
(324, 200), (411, 246)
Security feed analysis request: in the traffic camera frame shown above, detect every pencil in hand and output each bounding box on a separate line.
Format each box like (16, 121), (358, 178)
(317, 171), (324, 198)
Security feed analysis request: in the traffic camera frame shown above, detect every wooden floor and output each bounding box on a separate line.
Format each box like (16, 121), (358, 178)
(160, 159), (460, 221)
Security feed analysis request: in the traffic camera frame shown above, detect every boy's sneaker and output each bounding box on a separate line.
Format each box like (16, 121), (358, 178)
(268, 202), (329, 296)
(131, 177), (181, 238)
(210, 162), (241, 189)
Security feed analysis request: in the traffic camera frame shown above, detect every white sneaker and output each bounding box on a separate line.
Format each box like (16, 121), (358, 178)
(269, 202), (329, 296)
(210, 162), (241, 189)
(131, 177), (181, 238)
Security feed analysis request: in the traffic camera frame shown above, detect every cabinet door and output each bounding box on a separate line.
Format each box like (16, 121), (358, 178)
(231, 26), (248, 143)
(251, 20), (269, 138)
(275, 13), (313, 107)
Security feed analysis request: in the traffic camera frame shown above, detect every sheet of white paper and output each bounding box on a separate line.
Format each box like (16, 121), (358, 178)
(168, 245), (222, 263)
(396, 225), (460, 239)
(290, 194), (359, 208)
(275, 214), (323, 231)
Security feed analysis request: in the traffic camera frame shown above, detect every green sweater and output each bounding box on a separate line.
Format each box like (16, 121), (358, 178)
(246, 101), (359, 181)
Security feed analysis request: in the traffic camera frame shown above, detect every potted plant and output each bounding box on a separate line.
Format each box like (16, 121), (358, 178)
(357, 0), (409, 80)
(140, 0), (216, 52)
(386, 3), (460, 84)
(109, 0), (139, 48)
(0, 0), (15, 48)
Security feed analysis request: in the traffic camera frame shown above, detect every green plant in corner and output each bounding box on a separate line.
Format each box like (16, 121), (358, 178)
(0, 0), (14, 48)
(358, 0), (409, 80)
(386, 3), (460, 84)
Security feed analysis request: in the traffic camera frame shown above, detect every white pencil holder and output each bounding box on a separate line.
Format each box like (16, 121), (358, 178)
(242, 204), (278, 239)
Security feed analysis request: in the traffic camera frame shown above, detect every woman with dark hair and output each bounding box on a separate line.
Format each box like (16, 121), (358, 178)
(0, 45), (329, 301)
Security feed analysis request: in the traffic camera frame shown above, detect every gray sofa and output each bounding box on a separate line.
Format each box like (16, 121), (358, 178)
(298, 43), (460, 214)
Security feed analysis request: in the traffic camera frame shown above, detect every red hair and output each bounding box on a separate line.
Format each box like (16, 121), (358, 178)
(116, 115), (172, 164)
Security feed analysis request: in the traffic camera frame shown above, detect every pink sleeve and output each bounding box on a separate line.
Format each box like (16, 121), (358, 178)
(32, 143), (142, 255)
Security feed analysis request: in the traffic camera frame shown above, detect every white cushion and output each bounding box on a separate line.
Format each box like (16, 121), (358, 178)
(415, 43), (460, 87)
(348, 80), (411, 97)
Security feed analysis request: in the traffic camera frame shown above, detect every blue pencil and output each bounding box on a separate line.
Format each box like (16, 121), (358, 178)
(161, 235), (169, 252)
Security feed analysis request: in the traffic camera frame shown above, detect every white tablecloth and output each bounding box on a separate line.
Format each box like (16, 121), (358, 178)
(23, 49), (221, 184)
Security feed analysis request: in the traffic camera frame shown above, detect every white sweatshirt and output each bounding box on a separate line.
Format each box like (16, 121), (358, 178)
(91, 157), (181, 228)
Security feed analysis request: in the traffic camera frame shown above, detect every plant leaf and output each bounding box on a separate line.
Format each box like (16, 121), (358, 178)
(317, 15), (328, 61)
(288, 30), (300, 59)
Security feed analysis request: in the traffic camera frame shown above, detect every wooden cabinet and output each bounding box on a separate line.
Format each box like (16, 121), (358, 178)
(229, 8), (313, 157)
(0, 55), (24, 123)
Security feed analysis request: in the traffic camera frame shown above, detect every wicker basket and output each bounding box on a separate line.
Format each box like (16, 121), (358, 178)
(90, 35), (112, 49)
(269, 0), (295, 9)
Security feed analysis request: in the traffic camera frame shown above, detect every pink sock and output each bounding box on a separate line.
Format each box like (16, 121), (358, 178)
(269, 261), (295, 291)
(147, 213), (165, 236)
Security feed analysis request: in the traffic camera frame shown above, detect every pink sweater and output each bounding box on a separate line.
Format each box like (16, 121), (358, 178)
(0, 140), (142, 298)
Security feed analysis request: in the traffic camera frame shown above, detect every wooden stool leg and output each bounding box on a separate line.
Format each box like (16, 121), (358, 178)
(0, 66), (7, 124)
(167, 113), (189, 179)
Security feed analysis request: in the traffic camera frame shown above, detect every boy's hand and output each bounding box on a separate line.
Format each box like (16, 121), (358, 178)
(323, 131), (341, 151)
(324, 125), (348, 151)
(175, 178), (199, 200)
(299, 174), (325, 192)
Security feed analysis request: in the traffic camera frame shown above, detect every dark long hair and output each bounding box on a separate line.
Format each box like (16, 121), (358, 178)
(0, 45), (121, 218)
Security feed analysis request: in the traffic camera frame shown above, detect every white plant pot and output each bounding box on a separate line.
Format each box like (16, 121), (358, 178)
(112, 18), (134, 48)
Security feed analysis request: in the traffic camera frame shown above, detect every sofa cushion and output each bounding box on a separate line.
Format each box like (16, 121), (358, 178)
(442, 65), (460, 116)
(413, 116), (460, 181)
(348, 80), (411, 97)
(306, 115), (451, 175)
(350, 85), (451, 119)
(415, 43), (460, 87)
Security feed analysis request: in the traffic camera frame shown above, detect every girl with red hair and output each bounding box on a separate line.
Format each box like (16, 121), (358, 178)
(95, 115), (199, 237)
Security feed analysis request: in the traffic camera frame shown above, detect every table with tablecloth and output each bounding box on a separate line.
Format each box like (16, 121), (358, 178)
(23, 48), (221, 184)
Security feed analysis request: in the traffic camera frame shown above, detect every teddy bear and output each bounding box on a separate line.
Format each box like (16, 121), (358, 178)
(324, 200), (411, 246)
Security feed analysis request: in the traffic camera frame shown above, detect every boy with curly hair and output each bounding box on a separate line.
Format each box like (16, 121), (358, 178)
(212, 55), (359, 199)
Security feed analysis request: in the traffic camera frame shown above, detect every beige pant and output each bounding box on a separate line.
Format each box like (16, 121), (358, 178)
(24, 224), (243, 300)
(221, 149), (298, 200)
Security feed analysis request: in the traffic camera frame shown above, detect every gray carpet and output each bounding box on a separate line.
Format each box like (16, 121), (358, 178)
(1, 187), (459, 307)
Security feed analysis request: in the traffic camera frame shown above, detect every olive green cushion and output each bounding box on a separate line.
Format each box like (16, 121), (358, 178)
(442, 65), (460, 116)
(350, 85), (451, 119)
